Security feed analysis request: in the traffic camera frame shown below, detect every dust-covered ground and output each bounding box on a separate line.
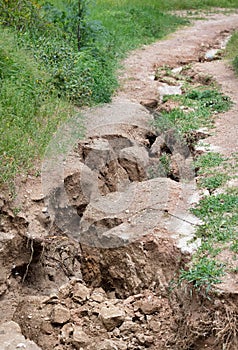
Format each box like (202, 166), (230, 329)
(1, 10), (238, 350)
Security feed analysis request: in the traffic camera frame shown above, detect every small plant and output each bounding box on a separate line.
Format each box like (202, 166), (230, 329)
(198, 173), (229, 191)
(194, 152), (226, 174)
(179, 257), (225, 292)
(186, 89), (232, 112)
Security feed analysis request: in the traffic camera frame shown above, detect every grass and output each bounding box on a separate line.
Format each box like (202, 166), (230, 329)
(226, 31), (238, 75)
(154, 87), (232, 135)
(96, 0), (238, 10)
(179, 257), (225, 293)
(0, 27), (74, 184)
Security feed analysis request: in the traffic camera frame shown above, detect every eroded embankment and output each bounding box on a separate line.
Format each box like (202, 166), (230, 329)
(1, 11), (238, 350)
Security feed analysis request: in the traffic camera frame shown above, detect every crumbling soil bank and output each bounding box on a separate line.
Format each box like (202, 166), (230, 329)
(1, 11), (238, 350)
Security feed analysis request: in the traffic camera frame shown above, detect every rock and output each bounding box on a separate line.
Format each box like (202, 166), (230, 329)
(137, 334), (154, 346)
(58, 283), (71, 299)
(60, 323), (74, 343)
(119, 321), (140, 333)
(72, 326), (91, 349)
(72, 282), (90, 303)
(64, 166), (98, 209)
(98, 339), (118, 350)
(90, 288), (106, 303)
(140, 99), (158, 109)
(149, 135), (165, 157)
(100, 302), (125, 331)
(119, 146), (149, 181)
(78, 138), (130, 195)
(138, 296), (162, 315)
(79, 177), (181, 247)
(204, 48), (220, 61)
(171, 66), (183, 74)
(51, 305), (70, 325)
(0, 321), (41, 350)
(158, 83), (182, 101)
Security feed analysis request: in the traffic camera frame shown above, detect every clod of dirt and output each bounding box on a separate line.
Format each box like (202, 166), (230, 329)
(140, 98), (158, 109)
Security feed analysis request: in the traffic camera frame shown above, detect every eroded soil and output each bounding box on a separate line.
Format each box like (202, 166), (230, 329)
(1, 11), (238, 350)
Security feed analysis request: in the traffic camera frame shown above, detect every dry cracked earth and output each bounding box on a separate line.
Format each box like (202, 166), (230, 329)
(0, 10), (238, 350)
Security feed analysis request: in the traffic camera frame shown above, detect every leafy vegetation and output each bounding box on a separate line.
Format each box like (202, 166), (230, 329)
(97, 0), (238, 10)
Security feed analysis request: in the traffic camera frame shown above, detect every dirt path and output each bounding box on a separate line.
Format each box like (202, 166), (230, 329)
(1, 11), (238, 350)
(118, 12), (238, 104)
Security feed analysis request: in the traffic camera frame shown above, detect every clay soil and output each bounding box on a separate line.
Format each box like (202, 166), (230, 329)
(1, 10), (238, 350)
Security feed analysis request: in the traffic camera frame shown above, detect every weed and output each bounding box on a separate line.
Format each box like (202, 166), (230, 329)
(198, 173), (229, 191)
(194, 152), (226, 174)
(179, 257), (225, 292)
(186, 89), (232, 113)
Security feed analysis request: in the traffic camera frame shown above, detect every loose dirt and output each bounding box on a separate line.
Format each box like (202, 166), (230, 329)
(1, 10), (238, 350)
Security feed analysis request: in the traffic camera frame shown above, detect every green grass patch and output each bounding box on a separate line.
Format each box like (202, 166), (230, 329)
(179, 257), (225, 293)
(226, 31), (238, 75)
(0, 27), (74, 184)
(194, 152), (230, 191)
(154, 88), (232, 136)
(96, 0), (238, 10)
(194, 152), (226, 173)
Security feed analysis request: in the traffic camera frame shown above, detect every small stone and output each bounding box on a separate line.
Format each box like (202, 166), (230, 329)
(171, 66), (183, 74)
(41, 207), (48, 213)
(59, 283), (71, 298)
(137, 334), (154, 345)
(119, 321), (140, 333)
(51, 305), (70, 325)
(158, 83), (182, 101)
(149, 135), (165, 157)
(60, 323), (74, 343)
(205, 48), (219, 61)
(100, 303), (125, 331)
(90, 288), (106, 303)
(41, 322), (54, 335)
(98, 339), (118, 350)
(139, 297), (162, 315)
(72, 326), (90, 349)
(72, 283), (90, 303)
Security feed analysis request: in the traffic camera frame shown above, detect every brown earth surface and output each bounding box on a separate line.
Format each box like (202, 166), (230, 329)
(1, 10), (238, 350)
